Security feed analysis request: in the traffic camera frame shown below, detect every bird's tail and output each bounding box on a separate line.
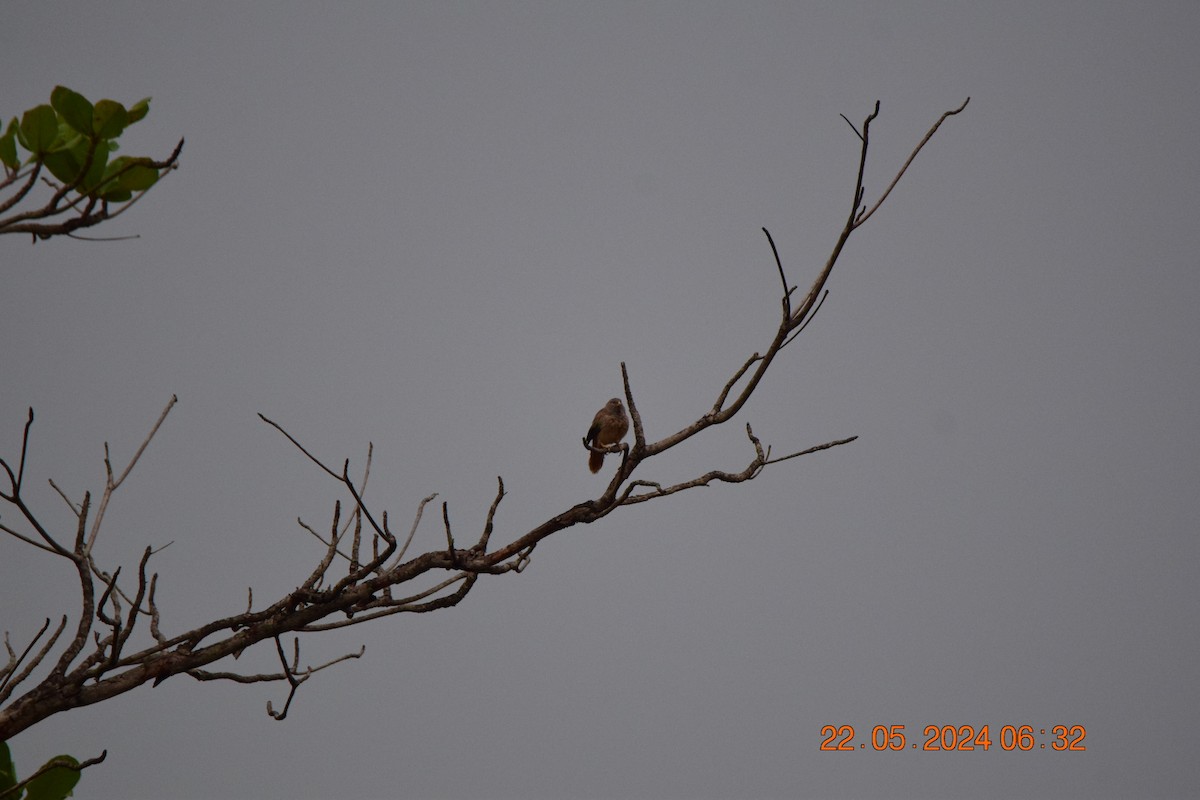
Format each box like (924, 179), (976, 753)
(589, 451), (604, 473)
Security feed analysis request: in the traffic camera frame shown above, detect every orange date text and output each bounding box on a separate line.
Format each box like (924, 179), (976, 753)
(819, 724), (1086, 752)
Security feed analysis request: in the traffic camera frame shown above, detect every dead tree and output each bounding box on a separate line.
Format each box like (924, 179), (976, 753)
(0, 99), (968, 742)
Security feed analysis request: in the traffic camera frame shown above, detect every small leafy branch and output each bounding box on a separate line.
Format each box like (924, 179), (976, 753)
(0, 86), (182, 241)
(0, 741), (100, 800)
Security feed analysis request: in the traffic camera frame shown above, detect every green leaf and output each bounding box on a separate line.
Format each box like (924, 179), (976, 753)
(92, 99), (128, 139)
(24, 755), (80, 800)
(78, 146), (110, 195)
(56, 121), (81, 151)
(120, 162), (159, 191)
(127, 96), (151, 124)
(96, 157), (158, 200)
(0, 117), (18, 170)
(0, 741), (17, 794)
(100, 156), (156, 200)
(50, 86), (93, 136)
(18, 104), (58, 154)
(99, 187), (132, 202)
(42, 147), (83, 184)
(44, 133), (89, 182)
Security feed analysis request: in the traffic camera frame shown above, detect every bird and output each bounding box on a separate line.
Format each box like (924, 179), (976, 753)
(585, 397), (629, 473)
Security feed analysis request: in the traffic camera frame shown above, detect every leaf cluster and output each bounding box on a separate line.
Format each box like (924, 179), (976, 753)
(0, 86), (182, 240)
(3, 86), (156, 202)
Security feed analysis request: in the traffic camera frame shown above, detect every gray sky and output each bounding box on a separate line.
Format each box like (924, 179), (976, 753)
(3, 2), (1198, 798)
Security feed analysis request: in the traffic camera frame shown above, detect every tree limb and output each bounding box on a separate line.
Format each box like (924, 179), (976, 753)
(0, 99), (967, 741)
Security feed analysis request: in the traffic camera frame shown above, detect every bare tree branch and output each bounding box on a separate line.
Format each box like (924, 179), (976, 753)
(855, 97), (970, 227)
(0, 99), (967, 742)
(85, 395), (177, 556)
(0, 617), (66, 703)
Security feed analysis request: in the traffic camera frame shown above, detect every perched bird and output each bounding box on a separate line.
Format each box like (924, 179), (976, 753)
(585, 397), (629, 473)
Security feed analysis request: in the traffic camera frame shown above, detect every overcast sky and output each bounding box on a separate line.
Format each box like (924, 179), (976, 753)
(3, 2), (1199, 798)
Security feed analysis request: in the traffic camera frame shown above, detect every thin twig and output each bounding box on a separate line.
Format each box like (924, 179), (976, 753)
(854, 97), (970, 228)
(395, 493), (438, 563)
(85, 395), (177, 555)
(477, 477), (505, 552)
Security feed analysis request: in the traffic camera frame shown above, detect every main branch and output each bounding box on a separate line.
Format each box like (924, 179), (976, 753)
(0, 99), (967, 741)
